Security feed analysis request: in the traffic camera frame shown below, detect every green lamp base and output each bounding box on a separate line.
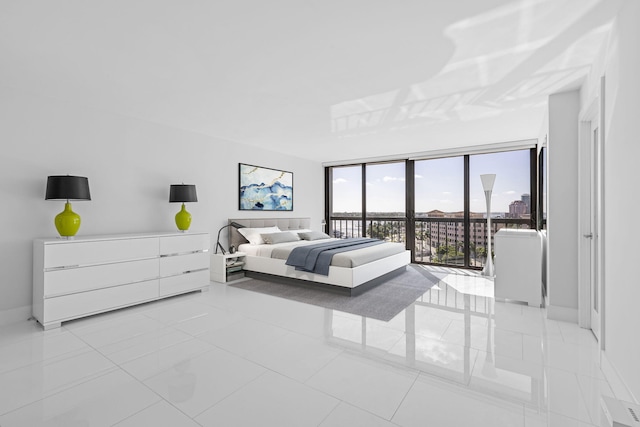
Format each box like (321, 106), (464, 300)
(175, 203), (192, 231)
(54, 202), (81, 237)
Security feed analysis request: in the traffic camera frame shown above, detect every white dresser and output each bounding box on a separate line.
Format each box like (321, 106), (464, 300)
(33, 232), (210, 329)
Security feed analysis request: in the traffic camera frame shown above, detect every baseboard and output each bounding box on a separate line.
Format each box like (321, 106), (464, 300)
(546, 304), (579, 323)
(0, 304), (31, 327)
(601, 351), (639, 404)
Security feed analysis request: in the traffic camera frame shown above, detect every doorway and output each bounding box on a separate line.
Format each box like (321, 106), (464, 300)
(578, 79), (605, 347)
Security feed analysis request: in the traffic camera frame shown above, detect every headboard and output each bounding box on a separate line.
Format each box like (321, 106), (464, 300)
(228, 217), (312, 249)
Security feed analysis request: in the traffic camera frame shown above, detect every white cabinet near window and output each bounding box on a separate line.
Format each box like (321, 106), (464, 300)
(494, 229), (543, 307)
(33, 232), (210, 329)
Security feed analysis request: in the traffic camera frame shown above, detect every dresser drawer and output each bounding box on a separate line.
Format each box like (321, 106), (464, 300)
(43, 258), (159, 297)
(44, 237), (159, 269)
(160, 251), (209, 277)
(159, 270), (209, 297)
(43, 279), (159, 322)
(159, 234), (210, 255)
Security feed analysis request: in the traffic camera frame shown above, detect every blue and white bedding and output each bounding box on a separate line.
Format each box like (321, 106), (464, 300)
(285, 238), (384, 275)
(238, 238), (406, 272)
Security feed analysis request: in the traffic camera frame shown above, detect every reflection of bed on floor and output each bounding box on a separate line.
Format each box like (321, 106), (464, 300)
(228, 218), (411, 296)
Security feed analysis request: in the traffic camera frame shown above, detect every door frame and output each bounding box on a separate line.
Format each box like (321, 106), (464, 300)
(577, 76), (606, 349)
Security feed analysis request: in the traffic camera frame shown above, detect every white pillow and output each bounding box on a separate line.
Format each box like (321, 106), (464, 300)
(238, 226), (281, 245)
(261, 231), (300, 244)
(292, 229), (313, 235)
(298, 231), (331, 241)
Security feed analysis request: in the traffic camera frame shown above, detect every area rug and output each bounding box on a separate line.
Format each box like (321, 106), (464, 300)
(229, 265), (439, 321)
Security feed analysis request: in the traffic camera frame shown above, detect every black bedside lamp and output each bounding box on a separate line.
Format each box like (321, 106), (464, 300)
(215, 222), (245, 254)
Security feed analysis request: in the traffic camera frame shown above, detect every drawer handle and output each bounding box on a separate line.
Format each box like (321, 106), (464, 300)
(182, 268), (208, 275)
(161, 250), (206, 258)
(46, 265), (80, 271)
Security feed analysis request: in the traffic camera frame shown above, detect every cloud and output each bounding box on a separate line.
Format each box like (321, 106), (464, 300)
(333, 178), (347, 184)
(366, 182), (374, 186)
(504, 190), (516, 195)
(415, 174), (423, 179)
(383, 176), (405, 182)
(442, 191), (452, 195)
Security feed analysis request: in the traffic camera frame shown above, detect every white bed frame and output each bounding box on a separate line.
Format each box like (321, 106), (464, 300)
(228, 218), (411, 296)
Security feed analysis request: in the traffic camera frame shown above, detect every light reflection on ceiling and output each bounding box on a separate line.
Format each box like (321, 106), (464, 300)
(329, 0), (616, 161)
(0, 0), (622, 162)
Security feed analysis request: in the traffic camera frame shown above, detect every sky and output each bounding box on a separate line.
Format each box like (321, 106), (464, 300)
(332, 149), (531, 213)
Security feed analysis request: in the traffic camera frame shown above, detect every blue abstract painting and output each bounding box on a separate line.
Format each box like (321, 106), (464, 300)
(239, 163), (293, 211)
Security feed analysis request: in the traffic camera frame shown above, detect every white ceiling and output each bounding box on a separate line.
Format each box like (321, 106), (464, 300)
(0, 0), (620, 163)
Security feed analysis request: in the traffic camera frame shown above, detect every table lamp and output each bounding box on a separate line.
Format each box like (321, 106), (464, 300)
(169, 184), (197, 231)
(45, 175), (91, 238)
(215, 222), (245, 254)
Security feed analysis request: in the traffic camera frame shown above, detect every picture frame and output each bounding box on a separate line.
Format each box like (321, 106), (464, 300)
(239, 163), (293, 211)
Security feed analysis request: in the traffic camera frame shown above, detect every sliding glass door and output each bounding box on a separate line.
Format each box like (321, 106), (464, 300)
(414, 156), (464, 265)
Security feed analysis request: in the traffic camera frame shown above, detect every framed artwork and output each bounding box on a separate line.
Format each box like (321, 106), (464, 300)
(239, 163), (293, 211)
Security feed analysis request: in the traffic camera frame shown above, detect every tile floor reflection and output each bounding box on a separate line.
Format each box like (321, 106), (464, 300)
(0, 265), (615, 426)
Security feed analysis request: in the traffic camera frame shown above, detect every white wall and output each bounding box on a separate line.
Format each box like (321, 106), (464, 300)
(546, 90), (580, 322)
(582, 0), (640, 402)
(0, 86), (324, 326)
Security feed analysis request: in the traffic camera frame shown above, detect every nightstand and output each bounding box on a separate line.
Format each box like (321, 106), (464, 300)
(210, 252), (246, 283)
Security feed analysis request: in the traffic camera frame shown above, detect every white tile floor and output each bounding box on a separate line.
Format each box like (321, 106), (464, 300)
(0, 266), (616, 426)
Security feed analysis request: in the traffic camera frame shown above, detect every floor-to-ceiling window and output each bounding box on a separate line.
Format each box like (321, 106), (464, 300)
(468, 150), (533, 268)
(365, 162), (406, 243)
(539, 146), (547, 229)
(328, 162), (407, 242)
(329, 165), (362, 238)
(326, 147), (537, 269)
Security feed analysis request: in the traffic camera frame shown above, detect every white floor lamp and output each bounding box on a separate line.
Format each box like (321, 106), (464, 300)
(481, 174), (496, 277)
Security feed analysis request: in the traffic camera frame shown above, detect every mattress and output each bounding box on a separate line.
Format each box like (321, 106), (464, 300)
(238, 239), (406, 268)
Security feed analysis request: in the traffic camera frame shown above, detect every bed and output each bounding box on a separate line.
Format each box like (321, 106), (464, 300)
(228, 218), (411, 296)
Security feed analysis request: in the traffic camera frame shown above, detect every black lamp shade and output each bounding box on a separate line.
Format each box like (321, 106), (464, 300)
(169, 184), (197, 203)
(45, 176), (91, 200)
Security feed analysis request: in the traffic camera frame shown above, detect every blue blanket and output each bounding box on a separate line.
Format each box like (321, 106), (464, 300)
(285, 238), (385, 276)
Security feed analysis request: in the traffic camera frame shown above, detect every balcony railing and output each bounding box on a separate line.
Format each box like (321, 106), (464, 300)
(414, 217), (530, 267)
(330, 215), (531, 269)
(330, 217), (406, 242)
